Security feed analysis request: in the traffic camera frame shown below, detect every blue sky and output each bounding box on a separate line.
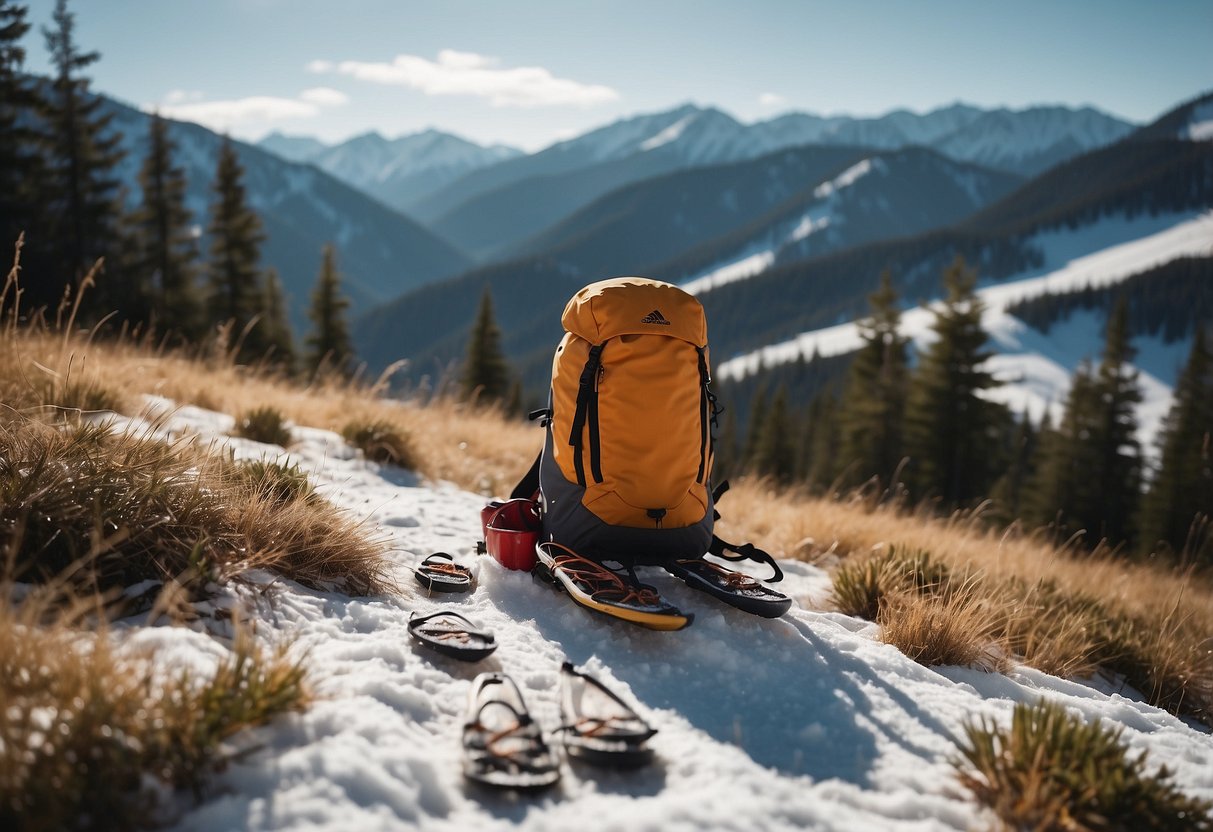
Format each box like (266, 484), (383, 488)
(20, 0), (1213, 151)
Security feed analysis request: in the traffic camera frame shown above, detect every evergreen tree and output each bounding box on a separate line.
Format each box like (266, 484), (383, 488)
(305, 244), (353, 376)
(1138, 329), (1213, 564)
(837, 271), (908, 489)
(461, 287), (509, 403)
(0, 1), (46, 283)
(990, 412), (1039, 525)
(741, 384), (769, 470)
(751, 385), (795, 482)
(904, 255), (1005, 505)
(261, 267), (295, 370)
(205, 138), (266, 357)
(38, 0), (125, 315)
(1027, 301), (1143, 548)
(803, 391), (841, 491)
(131, 113), (201, 336)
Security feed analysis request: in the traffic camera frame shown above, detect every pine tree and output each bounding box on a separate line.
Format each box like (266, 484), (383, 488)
(0, 1), (47, 284)
(742, 384), (770, 467)
(803, 391), (841, 490)
(131, 113), (201, 336)
(261, 267), (295, 370)
(1088, 300), (1143, 545)
(751, 385), (795, 482)
(904, 255), (1005, 505)
(38, 0), (125, 315)
(461, 287), (509, 403)
(205, 138), (266, 358)
(1027, 302), (1143, 548)
(305, 244), (353, 376)
(837, 271), (908, 489)
(1138, 329), (1213, 564)
(990, 412), (1039, 526)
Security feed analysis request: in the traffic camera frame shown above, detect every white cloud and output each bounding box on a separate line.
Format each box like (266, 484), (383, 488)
(309, 49), (619, 108)
(148, 87), (348, 132)
(300, 86), (348, 106)
(759, 92), (786, 107)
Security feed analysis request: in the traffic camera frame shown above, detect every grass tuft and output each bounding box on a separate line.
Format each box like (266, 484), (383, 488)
(956, 699), (1212, 832)
(831, 546), (949, 619)
(0, 598), (308, 832)
(879, 587), (1005, 670)
(0, 415), (390, 603)
(235, 459), (316, 505)
(342, 417), (416, 468)
(235, 406), (292, 447)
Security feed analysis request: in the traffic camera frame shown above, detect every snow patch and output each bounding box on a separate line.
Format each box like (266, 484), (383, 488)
(1184, 100), (1213, 141)
(716, 210), (1213, 451)
(641, 115), (696, 151)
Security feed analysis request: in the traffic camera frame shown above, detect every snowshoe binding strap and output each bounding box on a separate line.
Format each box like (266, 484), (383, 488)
(537, 542), (693, 631)
(409, 611), (497, 661)
(708, 535), (784, 583)
(414, 552), (474, 593)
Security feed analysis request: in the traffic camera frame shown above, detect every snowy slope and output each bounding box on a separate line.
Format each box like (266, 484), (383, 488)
(94, 399), (1212, 831)
(716, 210), (1213, 451)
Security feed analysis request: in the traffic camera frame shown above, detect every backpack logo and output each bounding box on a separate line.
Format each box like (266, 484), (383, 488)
(641, 309), (671, 325)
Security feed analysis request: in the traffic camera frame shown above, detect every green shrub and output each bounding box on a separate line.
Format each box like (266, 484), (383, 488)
(342, 418), (415, 468)
(956, 699), (1212, 831)
(236, 406), (292, 446)
(236, 459), (315, 505)
(831, 546), (949, 619)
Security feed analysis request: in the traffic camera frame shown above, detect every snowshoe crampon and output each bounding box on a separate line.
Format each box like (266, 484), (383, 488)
(409, 611), (497, 662)
(462, 672), (560, 791)
(665, 558), (792, 618)
(536, 542), (692, 631)
(559, 662), (656, 768)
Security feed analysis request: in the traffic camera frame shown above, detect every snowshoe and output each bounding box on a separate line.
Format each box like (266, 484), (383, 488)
(536, 542), (693, 631)
(558, 662), (656, 768)
(664, 558), (792, 618)
(409, 611), (497, 662)
(414, 552), (473, 593)
(462, 672), (561, 791)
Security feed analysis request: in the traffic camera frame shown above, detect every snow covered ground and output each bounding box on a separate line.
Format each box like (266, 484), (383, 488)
(716, 210), (1213, 450)
(92, 398), (1213, 831)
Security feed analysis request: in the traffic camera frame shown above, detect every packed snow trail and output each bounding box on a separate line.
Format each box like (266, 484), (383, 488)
(108, 400), (1213, 831)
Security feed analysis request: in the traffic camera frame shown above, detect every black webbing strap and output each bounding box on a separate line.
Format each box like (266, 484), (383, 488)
(708, 534), (784, 583)
(696, 347), (710, 484)
(510, 451), (541, 500)
(568, 344), (604, 487)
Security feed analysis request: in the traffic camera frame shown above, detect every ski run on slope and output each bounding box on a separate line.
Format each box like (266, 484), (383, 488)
(81, 397), (1212, 831)
(681, 158), (881, 295)
(715, 210), (1213, 451)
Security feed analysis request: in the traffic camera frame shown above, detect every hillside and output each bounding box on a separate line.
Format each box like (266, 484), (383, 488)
(99, 96), (472, 330)
(688, 137), (1213, 362)
(3, 329), (1210, 831)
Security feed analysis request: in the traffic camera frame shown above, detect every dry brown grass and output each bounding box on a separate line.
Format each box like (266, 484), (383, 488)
(879, 587), (1007, 671)
(0, 591), (309, 832)
(3, 310), (1210, 723)
(725, 481), (1213, 723)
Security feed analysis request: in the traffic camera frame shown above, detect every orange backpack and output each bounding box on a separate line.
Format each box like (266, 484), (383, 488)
(517, 277), (718, 564)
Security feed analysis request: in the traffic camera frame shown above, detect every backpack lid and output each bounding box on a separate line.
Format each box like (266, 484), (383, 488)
(561, 277), (706, 347)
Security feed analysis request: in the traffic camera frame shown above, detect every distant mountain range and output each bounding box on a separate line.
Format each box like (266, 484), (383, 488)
(257, 101), (1134, 262)
(100, 98), (471, 332)
(260, 129), (523, 217)
(346, 92), (1212, 414)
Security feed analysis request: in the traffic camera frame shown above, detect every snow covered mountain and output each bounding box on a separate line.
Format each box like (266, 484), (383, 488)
(660, 147), (1023, 293)
(419, 102), (1132, 260)
(257, 131), (329, 164)
(277, 129), (524, 216)
(101, 97), (472, 331)
(1129, 90), (1213, 142)
(717, 210), (1213, 451)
